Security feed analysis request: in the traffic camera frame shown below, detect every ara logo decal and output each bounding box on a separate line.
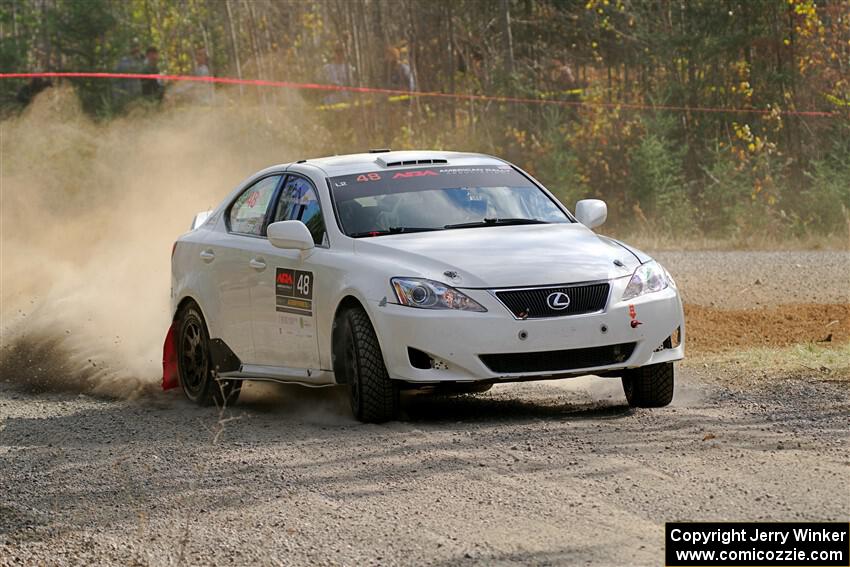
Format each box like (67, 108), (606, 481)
(275, 268), (314, 316)
(392, 170), (438, 179)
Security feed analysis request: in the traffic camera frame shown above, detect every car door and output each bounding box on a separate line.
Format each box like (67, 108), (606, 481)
(205, 174), (282, 365)
(250, 174), (326, 370)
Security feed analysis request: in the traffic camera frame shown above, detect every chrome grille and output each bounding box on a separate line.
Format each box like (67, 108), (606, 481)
(494, 282), (610, 319)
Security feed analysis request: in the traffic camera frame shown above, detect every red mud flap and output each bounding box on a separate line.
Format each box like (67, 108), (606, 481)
(162, 321), (179, 390)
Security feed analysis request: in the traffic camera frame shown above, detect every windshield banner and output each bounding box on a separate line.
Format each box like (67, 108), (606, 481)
(329, 165), (531, 202)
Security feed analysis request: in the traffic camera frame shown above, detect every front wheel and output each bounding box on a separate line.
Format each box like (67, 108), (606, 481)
(177, 304), (241, 407)
(336, 306), (399, 423)
(621, 362), (674, 408)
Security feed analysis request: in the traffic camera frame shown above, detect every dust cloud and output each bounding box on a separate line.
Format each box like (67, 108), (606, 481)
(0, 86), (319, 398)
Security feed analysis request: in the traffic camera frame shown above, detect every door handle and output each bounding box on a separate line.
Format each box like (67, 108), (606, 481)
(249, 257), (266, 270)
(199, 249), (215, 262)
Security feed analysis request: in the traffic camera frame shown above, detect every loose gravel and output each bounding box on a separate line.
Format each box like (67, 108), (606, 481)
(653, 250), (850, 308)
(1, 251), (848, 566)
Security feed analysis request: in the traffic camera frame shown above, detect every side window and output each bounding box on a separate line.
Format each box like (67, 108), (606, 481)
(228, 176), (280, 236)
(273, 176), (327, 245)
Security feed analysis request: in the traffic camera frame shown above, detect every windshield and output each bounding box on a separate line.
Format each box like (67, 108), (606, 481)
(329, 165), (571, 237)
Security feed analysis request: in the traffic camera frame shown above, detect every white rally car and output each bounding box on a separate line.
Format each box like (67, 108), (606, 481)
(163, 150), (684, 422)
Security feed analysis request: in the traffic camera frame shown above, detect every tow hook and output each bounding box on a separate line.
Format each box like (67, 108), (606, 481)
(628, 304), (642, 329)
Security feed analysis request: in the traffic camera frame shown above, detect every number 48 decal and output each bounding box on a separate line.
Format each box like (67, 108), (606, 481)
(276, 268), (314, 301)
(296, 273), (311, 297)
(356, 172), (381, 182)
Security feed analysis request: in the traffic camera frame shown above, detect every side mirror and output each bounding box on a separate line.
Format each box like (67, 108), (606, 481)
(191, 209), (213, 230)
(575, 199), (607, 229)
(267, 220), (315, 250)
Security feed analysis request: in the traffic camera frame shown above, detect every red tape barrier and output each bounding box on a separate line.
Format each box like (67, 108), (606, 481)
(1, 72), (839, 118)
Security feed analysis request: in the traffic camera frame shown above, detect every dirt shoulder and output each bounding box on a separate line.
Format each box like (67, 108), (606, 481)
(659, 249), (850, 354)
(685, 303), (849, 352)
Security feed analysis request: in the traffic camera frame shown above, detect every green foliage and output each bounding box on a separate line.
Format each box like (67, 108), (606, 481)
(792, 125), (850, 235)
(628, 125), (693, 235)
(48, 0), (118, 115)
(796, 163), (850, 235)
(698, 149), (760, 238)
(532, 110), (586, 208)
(0, 0), (34, 104)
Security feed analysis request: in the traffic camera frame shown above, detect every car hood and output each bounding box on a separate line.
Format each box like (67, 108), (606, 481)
(353, 223), (642, 288)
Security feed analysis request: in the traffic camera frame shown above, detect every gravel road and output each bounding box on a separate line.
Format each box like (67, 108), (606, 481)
(1, 251), (848, 566)
(653, 250), (850, 308)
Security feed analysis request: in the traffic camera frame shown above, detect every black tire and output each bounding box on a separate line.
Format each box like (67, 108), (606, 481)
(621, 362), (674, 408)
(176, 304), (241, 407)
(336, 306), (398, 423)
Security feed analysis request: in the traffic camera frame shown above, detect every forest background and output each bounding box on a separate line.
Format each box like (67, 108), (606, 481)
(2, 0), (848, 244)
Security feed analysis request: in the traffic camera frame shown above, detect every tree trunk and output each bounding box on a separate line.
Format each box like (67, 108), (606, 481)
(447, 1), (456, 128)
(225, 0), (244, 98)
(500, 0), (515, 77)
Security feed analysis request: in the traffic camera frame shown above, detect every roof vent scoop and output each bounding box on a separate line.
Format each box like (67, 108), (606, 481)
(376, 157), (449, 167)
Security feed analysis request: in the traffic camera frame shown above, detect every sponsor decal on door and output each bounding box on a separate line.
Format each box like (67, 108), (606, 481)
(276, 268), (313, 316)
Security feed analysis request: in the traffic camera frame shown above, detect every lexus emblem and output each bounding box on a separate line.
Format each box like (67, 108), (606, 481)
(546, 292), (571, 310)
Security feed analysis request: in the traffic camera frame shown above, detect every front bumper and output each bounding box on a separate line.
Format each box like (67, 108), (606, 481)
(367, 278), (685, 384)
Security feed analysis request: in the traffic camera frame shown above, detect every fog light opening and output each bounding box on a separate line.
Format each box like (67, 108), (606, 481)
(408, 347), (451, 370)
(670, 326), (681, 347)
(408, 347), (432, 370)
(655, 327), (682, 352)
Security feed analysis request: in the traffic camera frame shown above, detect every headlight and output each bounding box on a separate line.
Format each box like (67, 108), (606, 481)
(391, 278), (487, 312)
(622, 260), (670, 301)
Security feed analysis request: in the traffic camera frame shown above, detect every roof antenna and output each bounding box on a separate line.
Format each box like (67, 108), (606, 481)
(368, 148), (392, 153)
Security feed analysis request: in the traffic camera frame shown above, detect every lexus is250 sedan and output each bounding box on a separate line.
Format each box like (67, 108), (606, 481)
(162, 150), (684, 422)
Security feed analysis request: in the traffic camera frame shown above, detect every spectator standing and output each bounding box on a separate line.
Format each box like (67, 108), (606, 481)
(384, 46), (415, 92)
(193, 47), (211, 78)
(549, 58), (576, 90)
(321, 45), (354, 105)
(191, 47), (214, 104)
(381, 45), (415, 140)
(169, 47), (214, 105)
(141, 47), (164, 101)
(113, 41), (143, 104)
